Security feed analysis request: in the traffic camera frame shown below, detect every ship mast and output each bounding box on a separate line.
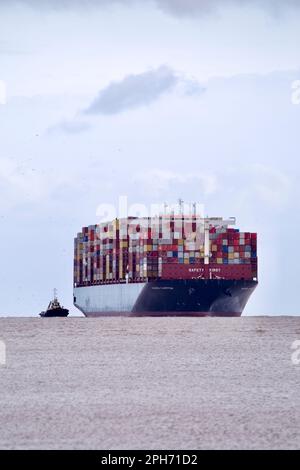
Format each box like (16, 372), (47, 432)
(178, 198), (184, 216)
(192, 202), (197, 217)
(163, 202), (168, 215)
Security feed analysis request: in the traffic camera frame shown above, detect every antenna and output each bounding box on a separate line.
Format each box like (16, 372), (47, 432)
(178, 198), (184, 215)
(164, 202), (168, 215)
(53, 288), (58, 301)
(192, 202), (197, 217)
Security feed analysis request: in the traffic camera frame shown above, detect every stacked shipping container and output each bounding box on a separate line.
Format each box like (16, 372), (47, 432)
(74, 216), (257, 286)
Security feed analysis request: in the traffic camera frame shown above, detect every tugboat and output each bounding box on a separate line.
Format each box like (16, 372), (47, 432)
(39, 289), (69, 317)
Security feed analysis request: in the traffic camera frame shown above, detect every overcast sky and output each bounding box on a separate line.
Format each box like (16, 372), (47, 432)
(0, 0), (299, 315)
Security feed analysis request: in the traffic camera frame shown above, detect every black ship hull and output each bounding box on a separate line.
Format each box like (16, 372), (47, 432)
(40, 308), (69, 318)
(74, 279), (258, 317)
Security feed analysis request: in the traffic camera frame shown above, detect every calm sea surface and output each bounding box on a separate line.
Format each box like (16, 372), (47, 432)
(0, 317), (300, 449)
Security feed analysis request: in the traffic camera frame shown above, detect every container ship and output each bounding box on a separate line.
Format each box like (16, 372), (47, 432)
(73, 213), (257, 317)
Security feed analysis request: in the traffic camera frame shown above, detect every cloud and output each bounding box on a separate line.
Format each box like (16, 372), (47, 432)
(134, 169), (218, 198)
(0, 158), (48, 211)
(250, 164), (292, 207)
(2, 0), (300, 16)
(178, 77), (206, 96)
(84, 66), (178, 116)
(0, 40), (25, 55)
(224, 164), (293, 212)
(45, 67), (204, 130)
(0, 0), (132, 11)
(47, 119), (92, 135)
(83, 66), (204, 116)
(133, 165), (293, 211)
(152, 0), (300, 17)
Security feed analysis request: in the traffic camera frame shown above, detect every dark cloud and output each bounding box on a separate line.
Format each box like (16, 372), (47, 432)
(182, 79), (206, 96)
(84, 66), (178, 115)
(153, 0), (300, 17)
